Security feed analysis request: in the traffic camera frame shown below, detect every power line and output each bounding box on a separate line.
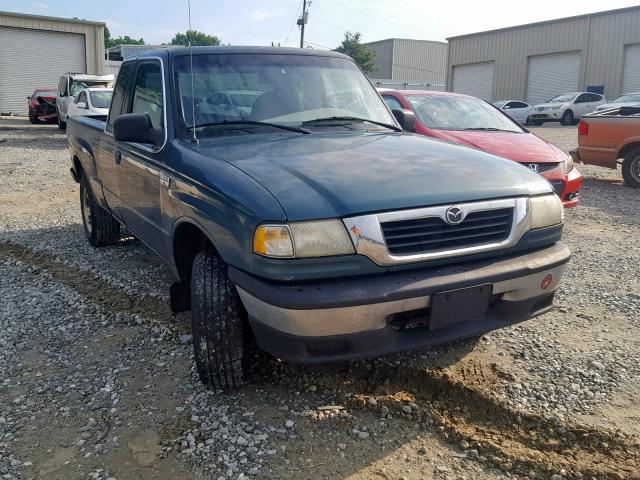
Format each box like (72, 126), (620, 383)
(284, 2), (303, 45)
(303, 40), (332, 49)
(330, 0), (425, 34)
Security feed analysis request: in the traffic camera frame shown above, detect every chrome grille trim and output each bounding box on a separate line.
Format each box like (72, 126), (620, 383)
(342, 198), (529, 266)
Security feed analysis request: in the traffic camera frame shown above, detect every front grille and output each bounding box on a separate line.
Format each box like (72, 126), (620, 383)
(524, 162), (560, 174)
(550, 180), (565, 195)
(381, 208), (514, 256)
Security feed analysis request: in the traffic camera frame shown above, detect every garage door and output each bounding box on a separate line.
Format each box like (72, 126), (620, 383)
(452, 62), (494, 100)
(526, 52), (580, 105)
(0, 27), (86, 115)
(622, 44), (640, 93)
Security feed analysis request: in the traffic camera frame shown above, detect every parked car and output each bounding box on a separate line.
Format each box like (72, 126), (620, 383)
(379, 89), (582, 207)
(67, 88), (113, 119)
(27, 88), (58, 124)
(67, 47), (570, 390)
(56, 73), (114, 130)
(493, 100), (533, 125)
(528, 92), (606, 126)
(571, 106), (640, 188)
(595, 92), (640, 112)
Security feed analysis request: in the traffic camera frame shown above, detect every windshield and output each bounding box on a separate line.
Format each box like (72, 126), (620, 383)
(405, 94), (523, 133)
(612, 94), (640, 103)
(70, 81), (110, 96)
(172, 53), (395, 137)
(90, 91), (113, 109)
(548, 93), (577, 103)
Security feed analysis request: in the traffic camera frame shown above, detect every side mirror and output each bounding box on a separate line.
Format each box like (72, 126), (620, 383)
(392, 109), (416, 132)
(76, 102), (87, 109)
(113, 113), (156, 145)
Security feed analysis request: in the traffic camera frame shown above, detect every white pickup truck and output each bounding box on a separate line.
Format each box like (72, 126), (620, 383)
(56, 73), (114, 130)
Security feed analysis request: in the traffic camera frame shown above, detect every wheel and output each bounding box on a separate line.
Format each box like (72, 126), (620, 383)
(191, 250), (253, 390)
(57, 112), (66, 130)
(79, 174), (120, 246)
(530, 119), (543, 127)
(29, 113), (39, 124)
(621, 147), (640, 189)
(560, 110), (574, 126)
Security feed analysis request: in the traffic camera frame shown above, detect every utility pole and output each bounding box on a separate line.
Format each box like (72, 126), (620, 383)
(297, 0), (310, 48)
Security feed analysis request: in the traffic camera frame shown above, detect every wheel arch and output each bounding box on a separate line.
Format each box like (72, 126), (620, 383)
(618, 141), (640, 160)
(171, 217), (222, 284)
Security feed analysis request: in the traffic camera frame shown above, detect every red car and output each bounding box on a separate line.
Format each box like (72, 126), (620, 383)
(27, 88), (58, 124)
(379, 89), (582, 207)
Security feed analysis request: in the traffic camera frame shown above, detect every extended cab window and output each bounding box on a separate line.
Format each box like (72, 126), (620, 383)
(107, 61), (137, 133)
(131, 62), (164, 130)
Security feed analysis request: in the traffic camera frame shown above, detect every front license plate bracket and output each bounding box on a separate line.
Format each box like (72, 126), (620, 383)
(430, 284), (493, 330)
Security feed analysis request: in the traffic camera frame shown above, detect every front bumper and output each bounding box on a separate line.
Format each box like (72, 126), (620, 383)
(232, 242), (571, 363)
(542, 166), (582, 208)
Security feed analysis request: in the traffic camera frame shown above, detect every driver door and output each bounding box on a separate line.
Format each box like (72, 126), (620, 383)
(114, 59), (168, 256)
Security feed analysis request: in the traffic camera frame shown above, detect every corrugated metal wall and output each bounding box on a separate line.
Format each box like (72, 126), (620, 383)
(0, 12), (105, 75)
(366, 39), (447, 84)
(391, 39), (447, 84)
(367, 39), (394, 79)
(447, 6), (640, 101)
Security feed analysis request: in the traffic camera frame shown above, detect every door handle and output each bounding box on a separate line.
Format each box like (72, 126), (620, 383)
(115, 150), (122, 165)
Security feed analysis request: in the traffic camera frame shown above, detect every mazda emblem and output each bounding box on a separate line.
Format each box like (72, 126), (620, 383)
(445, 206), (464, 225)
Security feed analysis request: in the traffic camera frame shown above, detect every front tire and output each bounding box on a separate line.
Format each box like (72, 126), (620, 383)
(57, 112), (66, 130)
(560, 110), (574, 126)
(191, 250), (252, 390)
(29, 113), (39, 124)
(621, 147), (640, 189)
(80, 175), (120, 246)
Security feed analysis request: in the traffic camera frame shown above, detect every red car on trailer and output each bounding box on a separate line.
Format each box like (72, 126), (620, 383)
(27, 88), (58, 124)
(379, 89), (583, 207)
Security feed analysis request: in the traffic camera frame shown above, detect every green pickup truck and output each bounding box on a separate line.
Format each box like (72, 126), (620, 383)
(67, 46), (570, 389)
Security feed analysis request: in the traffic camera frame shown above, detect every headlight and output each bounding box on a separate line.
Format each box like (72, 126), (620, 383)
(253, 220), (355, 258)
(551, 105), (562, 110)
(563, 155), (574, 173)
(529, 195), (564, 229)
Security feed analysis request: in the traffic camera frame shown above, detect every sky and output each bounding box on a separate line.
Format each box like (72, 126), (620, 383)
(1, 0), (639, 48)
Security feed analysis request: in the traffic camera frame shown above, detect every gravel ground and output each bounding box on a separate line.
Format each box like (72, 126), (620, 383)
(1, 118), (638, 480)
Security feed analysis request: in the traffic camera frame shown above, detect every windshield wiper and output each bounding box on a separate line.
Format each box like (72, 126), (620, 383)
(187, 120), (310, 134)
(302, 116), (401, 132)
(463, 127), (519, 133)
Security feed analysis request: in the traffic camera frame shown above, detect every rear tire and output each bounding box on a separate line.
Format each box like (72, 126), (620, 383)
(191, 250), (252, 390)
(621, 147), (640, 189)
(80, 175), (121, 246)
(29, 113), (39, 124)
(530, 119), (543, 126)
(560, 110), (574, 126)
(57, 112), (66, 130)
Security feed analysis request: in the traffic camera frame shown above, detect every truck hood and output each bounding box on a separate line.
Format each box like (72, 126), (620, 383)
(429, 131), (566, 164)
(196, 132), (550, 221)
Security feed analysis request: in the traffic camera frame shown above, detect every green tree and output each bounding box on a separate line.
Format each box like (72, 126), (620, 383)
(170, 30), (221, 46)
(335, 32), (376, 74)
(104, 25), (145, 49)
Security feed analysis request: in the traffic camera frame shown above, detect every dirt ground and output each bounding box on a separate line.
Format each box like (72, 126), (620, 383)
(1, 117), (639, 480)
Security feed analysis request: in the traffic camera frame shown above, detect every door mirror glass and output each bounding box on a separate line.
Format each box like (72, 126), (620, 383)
(392, 109), (416, 132)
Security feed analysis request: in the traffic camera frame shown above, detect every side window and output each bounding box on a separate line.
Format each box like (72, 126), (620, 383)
(383, 95), (404, 111)
(131, 62), (164, 130)
(78, 92), (87, 104)
(587, 93), (602, 102)
(575, 94), (588, 104)
(107, 61), (137, 133)
(510, 101), (528, 109)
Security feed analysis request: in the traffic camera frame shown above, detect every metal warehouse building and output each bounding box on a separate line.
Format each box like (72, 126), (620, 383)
(366, 38), (448, 89)
(0, 11), (105, 115)
(446, 6), (640, 103)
